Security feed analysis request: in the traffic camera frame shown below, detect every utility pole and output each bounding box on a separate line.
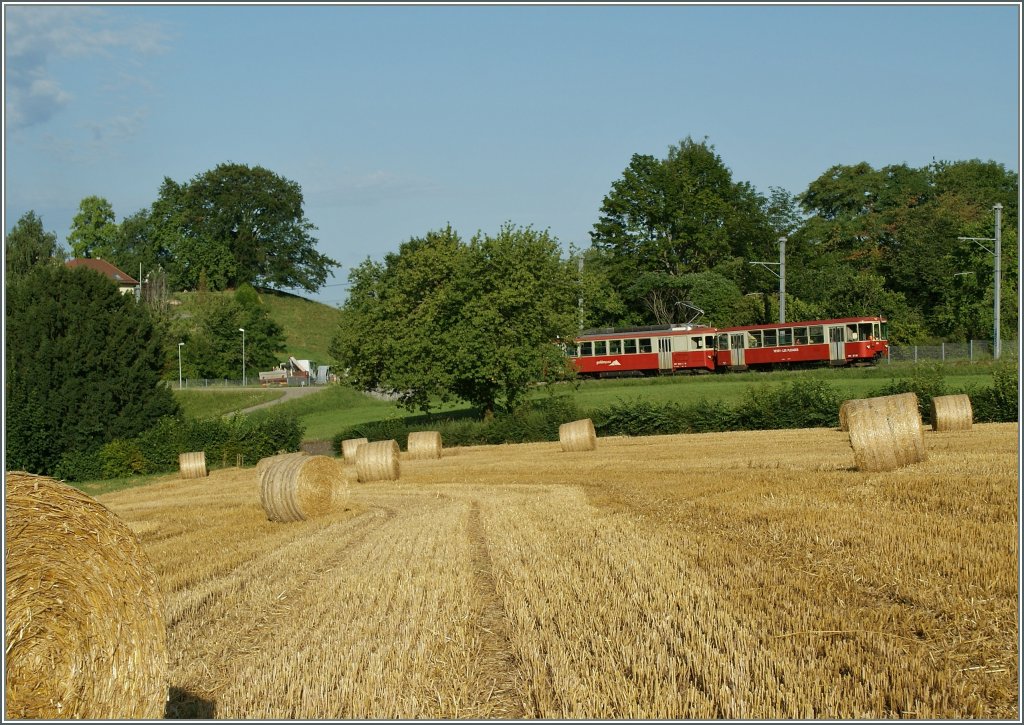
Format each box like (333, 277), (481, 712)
(750, 236), (787, 323)
(958, 203), (1002, 359)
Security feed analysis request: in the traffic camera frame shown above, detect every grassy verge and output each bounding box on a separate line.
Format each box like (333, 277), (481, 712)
(175, 389), (286, 419)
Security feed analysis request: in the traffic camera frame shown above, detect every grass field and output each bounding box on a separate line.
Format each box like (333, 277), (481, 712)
(96, 422), (1018, 719)
(208, 363), (999, 441)
(175, 389), (286, 419)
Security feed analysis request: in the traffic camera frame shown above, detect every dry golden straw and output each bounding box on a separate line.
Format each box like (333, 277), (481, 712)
(258, 453), (342, 522)
(846, 393), (926, 472)
(341, 437), (369, 462)
(931, 394), (973, 431)
(356, 440), (401, 482)
(560, 418), (597, 452)
(407, 431), (443, 460)
(179, 451), (208, 479)
(4, 471), (169, 720)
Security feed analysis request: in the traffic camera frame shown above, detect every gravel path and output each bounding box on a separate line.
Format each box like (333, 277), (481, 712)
(237, 385), (326, 414)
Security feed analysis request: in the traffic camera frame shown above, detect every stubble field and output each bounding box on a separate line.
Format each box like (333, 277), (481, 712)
(97, 423), (1020, 719)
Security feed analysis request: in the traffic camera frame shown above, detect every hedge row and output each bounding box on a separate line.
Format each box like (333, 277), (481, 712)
(55, 413), (304, 481)
(333, 365), (1017, 451)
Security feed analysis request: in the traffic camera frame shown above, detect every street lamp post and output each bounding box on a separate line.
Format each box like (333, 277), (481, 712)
(239, 328), (246, 386)
(178, 342), (185, 390)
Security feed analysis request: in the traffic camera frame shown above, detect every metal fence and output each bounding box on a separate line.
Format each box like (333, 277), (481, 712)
(174, 377), (328, 389)
(886, 340), (1017, 364)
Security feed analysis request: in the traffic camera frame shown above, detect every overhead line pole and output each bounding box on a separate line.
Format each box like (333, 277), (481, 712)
(958, 203), (1003, 359)
(750, 236), (787, 323)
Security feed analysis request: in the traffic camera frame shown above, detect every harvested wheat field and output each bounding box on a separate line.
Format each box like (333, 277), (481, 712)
(93, 423), (1019, 719)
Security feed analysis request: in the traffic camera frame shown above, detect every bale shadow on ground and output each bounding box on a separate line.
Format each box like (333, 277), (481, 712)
(165, 687), (216, 719)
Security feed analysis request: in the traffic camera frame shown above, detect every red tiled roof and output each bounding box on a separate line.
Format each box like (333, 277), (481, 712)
(65, 258), (139, 286)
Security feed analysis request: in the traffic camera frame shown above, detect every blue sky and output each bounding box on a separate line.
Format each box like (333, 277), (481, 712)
(4, 2), (1020, 305)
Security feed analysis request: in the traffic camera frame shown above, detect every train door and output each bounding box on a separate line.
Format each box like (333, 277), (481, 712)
(828, 326), (845, 363)
(658, 337), (673, 372)
(729, 333), (746, 367)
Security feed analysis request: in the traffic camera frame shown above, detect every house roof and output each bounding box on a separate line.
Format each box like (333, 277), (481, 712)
(65, 258), (139, 286)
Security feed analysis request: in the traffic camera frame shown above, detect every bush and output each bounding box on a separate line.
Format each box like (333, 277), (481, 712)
(100, 439), (152, 479)
(593, 398), (685, 437)
(969, 361), (1019, 423)
(870, 364), (946, 424)
(734, 379), (841, 431)
(53, 448), (105, 482)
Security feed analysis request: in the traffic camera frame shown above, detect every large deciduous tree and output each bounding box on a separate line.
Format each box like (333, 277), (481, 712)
(5, 211), (65, 277)
(590, 137), (776, 321)
(166, 163), (339, 292)
(68, 195), (118, 259)
(330, 224), (578, 416)
(5, 264), (179, 474)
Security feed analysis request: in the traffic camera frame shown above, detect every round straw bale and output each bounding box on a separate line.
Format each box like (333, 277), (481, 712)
(341, 437), (369, 463)
(847, 393), (926, 472)
(258, 452), (341, 522)
(356, 439), (401, 482)
(407, 431), (442, 460)
(178, 451), (207, 479)
(560, 418), (597, 452)
(930, 394), (973, 431)
(4, 472), (168, 720)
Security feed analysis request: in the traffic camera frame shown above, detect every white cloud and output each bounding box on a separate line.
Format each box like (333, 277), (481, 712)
(4, 5), (169, 130)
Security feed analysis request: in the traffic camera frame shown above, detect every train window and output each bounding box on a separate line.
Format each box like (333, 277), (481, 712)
(859, 323), (873, 340)
(692, 336), (704, 350)
(580, 342), (592, 356)
(846, 324), (860, 341)
(794, 327), (808, 345)
(624, 339), (637, 354)
(809, 326), (825, 344)
(717, 333), (729, 350)
(639, 338), (653, 353)
(747, 330), (761, 348)
(881, 322), (888, 339)
(609, 340), (622, 354)
(830, 327), (845, 343)
(778, 328), (793, 345)
(566, 344), (578, 357)
(594, 340), (607, 356)
(763, 329), (777, 347)
(873, 323), (881, 340)
(705, 335), (715, 349)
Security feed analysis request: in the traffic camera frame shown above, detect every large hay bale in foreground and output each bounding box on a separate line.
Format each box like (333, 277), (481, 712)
(931, 394), (973, 431)
(4, 471), (169, 720)
(839, 392), (918, 432)
(341, 437), (368, 463)
(356, 440), (401, 482)
(258, 453), (343, 522)
(847, 393), (926, 472)
(407, 431), (442, 460)
(178, 451), (207, 479)
(560, 418), (597, 452)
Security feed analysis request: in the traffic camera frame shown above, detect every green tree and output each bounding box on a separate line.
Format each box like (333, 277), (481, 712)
(5, 264), (179, 474)
(331, 224), (578, 417)
(162, 163), (339, 292)
(5, 211), (65, 277)
(68, 195), (118, 259)
(591, 137), (775, 320)
(173, 286), (286, 380)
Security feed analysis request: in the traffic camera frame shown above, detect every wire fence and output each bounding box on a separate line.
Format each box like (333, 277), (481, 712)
(174, 377), (329, 389)
(886, 340), (1017, 364)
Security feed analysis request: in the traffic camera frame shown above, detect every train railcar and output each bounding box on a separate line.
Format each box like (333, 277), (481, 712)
(713, 316), (888, 370)
(567, 316), (888, 377)
(568, 324), (720, 378)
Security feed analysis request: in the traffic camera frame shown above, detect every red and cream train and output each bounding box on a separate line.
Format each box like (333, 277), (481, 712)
(568, 316), (889, 377)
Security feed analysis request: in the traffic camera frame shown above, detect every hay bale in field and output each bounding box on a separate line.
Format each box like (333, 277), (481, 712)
(407, 430), (442, 460)
(840, 392), (918, 432)
(178, 451), (207, 479)
(258, 452), (342, 522)
(341, 437), (368, 462)
(4, 471), (168, 720)
(931, 394), (973, 431)
(847, 393), (926, 472)
(560, 418), (597, 452)
(356, 439), (401, 482)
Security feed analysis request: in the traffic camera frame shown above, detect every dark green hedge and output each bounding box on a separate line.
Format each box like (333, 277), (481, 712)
(54, 413), (304, 482)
